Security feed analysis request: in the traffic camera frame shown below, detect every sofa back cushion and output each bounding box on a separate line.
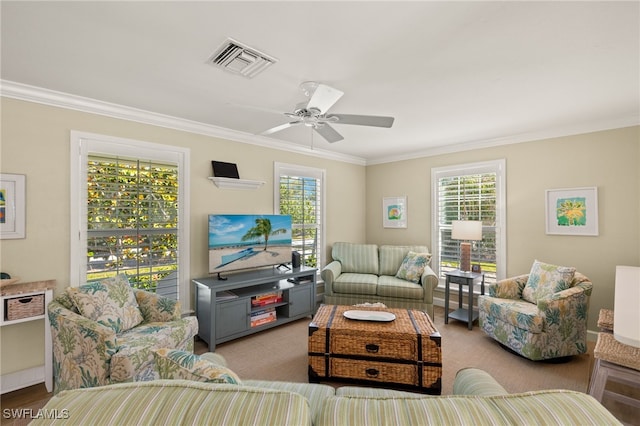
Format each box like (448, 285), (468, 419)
(67, 274), (144, 333)
(379, 245), (429, 276)
(34, 380), (312, 426)
(315, 391), (621, 426)
(332, 242), (379, 274)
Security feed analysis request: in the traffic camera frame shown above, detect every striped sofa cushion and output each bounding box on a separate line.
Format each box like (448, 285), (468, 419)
(243, 379), (335, 422)
(332, 242), (379, 274)
(376, 275), (424, 300)
(378, 245), (429, 276)
(32, 380), (311, 426)
(315, 391), (621, 426)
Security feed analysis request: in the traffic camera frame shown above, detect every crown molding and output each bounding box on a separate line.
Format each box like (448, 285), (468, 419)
(0, 80), (367, 166)
(367, 115), (640, 165)
(2, 80), (637, 167)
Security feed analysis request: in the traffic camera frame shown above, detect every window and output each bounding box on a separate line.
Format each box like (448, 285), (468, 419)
(70, 132), (190, 307)
(431, 160), (506, 285)
(274, 162), (325, 270)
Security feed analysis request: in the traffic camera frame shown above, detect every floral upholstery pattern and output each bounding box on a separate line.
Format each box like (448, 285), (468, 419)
(67, 275), (144, 333)
(153, 349), (241, 384)
(479, 270), (592, 361)
(522, 260), (576, 304)
(49, 285), (198, 394)
(395, 251), (432, 283)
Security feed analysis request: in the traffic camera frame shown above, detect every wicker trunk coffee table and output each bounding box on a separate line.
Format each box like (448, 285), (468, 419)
(308, 304), (442, 394)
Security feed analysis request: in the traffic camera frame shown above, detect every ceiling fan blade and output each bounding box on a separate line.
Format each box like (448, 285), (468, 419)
(314, 124), (344, 143)
(326, 114), (395, 128)
(261, 121), (301, 136)
(307, 84), (344, 114)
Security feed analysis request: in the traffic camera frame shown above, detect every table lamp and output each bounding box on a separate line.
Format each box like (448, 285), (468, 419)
(452, 220), (482, 272)
(613, 265), (640, 348)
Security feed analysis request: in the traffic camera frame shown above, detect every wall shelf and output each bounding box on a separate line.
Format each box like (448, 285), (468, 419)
(208, 177), (265, 190)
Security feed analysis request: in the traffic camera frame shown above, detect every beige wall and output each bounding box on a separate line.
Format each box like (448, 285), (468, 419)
(366, 126), (640, 331)
(1, 96), (638, 377)
(0, 98), (366, 375)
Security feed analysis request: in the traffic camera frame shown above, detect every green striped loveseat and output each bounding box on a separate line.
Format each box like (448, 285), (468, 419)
(322, 243), (438, 318)
(32, 367), (621, 425)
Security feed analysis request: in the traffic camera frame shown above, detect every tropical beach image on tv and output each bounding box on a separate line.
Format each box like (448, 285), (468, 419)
(208, 214), (293, 275)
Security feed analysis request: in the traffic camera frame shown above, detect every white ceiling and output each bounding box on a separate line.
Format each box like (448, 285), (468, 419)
(2, 1), (639, 164)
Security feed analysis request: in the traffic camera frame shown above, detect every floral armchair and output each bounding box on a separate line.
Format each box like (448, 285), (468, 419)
(48, 275), (198, 394)
(478, 260), (592, 361)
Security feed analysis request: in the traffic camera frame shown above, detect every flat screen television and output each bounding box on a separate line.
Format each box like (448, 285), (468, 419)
(208, 214), (292, 276)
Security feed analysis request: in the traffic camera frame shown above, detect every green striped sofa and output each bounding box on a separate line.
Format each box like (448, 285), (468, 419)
(32, 367), (621, 425)
(322, 243), (438, 318)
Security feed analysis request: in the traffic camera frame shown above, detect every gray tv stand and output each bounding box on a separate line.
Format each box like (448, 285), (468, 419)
(193, 266), (317, 350)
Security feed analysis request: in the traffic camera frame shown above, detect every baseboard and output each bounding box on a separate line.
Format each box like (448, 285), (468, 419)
(1, 366), (44, 394)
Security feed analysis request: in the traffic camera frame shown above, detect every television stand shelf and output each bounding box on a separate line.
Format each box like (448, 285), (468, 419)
(193, 266), (317, 350)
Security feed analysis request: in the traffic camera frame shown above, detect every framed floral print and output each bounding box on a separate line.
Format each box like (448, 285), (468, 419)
(545, 187), (598, 236)
(383, 196), (407, 228)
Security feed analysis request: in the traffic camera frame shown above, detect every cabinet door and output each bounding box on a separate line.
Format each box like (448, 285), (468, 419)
(285, 284), (313, 317)
(216, 298), (249, 339)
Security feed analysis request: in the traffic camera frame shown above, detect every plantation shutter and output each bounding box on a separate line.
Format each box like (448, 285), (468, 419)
(433, 160), (505, 285)
(86, 154), (179, 298)
(275, 163), (324, 269)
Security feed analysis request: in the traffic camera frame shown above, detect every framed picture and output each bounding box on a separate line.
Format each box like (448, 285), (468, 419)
(383, 196), (407, 228)
(545, 187), (598, 236)
(0, 174), (26, 239)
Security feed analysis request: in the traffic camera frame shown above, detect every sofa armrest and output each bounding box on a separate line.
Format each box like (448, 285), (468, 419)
(487, 274), (529, 299)
(321, 261), (342, 296)
(452, 368), (508, 396)
(420, 265), (438, 303)
(134, 289), (181, 322)
(537, 279), (593, 314)
(48, 300), (118, 393)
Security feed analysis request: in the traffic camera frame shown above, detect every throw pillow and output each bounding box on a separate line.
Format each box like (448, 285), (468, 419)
(522, 260), (576, 303)
(67, 274), (144, 333)
(395, 251), (432, 283)
(152, 349), (241, 385)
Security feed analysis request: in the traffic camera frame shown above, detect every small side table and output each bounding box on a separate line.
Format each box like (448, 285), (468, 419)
(1, 279), (55, 393)
(444, 270), (484, 330)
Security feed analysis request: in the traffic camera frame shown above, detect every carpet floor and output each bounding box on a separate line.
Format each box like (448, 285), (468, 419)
(205, 306), (593, 395)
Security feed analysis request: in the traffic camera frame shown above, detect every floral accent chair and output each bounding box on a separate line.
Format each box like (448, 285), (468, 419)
(478, 260), (592, 361)
(48, 275), (198, 394)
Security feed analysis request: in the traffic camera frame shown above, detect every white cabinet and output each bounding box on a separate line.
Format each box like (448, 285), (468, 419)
(1, 280), (55, 393)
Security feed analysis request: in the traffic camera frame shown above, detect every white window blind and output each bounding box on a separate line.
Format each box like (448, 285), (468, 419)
(275, 163), (325, 269)
(432, 160), (506, 285)
(70, 131), (190, 307)
(86, 155), (179, 298)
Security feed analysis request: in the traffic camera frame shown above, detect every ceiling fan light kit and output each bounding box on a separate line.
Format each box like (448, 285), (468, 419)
(260, 81), (395, 143)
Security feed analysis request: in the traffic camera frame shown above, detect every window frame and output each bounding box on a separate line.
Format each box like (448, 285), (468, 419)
(70, 131), (191, 308)
(274, 162), (326, 272)
(430, 159), (506, 286)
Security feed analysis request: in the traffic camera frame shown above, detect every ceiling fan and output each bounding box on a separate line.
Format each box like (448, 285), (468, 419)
(260, 81), (395, 143)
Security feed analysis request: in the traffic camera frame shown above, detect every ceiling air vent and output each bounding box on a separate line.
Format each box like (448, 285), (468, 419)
(208, 38), (277, 79)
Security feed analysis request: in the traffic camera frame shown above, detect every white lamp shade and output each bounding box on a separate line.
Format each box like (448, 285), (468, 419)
(613, 265), (640, 348)
(451, 220), (483, 241)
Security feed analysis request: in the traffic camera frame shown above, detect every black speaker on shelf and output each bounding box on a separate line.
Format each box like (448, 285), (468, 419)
(291, 251), (301, 269)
